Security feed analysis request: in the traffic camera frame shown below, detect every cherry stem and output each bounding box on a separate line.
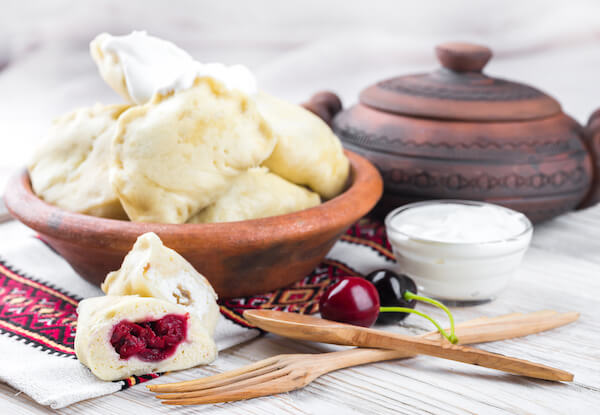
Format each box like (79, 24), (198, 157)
(378, 306), (457, 344)
(404, 291), (458, 344)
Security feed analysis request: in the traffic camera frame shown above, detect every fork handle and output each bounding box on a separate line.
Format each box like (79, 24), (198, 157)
(345, 335), (571, 381)
(314, 311), (578, 373)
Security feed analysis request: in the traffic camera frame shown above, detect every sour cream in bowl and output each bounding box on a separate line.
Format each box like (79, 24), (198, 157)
(385, 200), (533, 305)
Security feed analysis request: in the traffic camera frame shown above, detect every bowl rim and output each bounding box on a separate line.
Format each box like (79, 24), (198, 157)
(385, 199), (534, 246)
(4, 150), (383, 248)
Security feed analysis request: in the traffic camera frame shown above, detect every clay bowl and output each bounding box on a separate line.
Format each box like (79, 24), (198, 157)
(3, 150), (382, 299)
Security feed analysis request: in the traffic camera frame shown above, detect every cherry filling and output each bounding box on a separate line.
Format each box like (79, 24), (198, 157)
(110, 314), (188, 361)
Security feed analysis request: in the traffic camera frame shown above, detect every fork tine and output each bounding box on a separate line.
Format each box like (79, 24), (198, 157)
(147, 355), (282, 393)
(156, 367), (292, 401)
(161, 377), (297, 405)
(156, 362), (285, 394)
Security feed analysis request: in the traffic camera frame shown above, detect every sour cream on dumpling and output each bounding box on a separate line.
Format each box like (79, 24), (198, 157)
(90, 31), (257, 104)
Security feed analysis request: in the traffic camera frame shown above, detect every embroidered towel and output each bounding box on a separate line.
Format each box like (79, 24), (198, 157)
(0, 217), (392, 408)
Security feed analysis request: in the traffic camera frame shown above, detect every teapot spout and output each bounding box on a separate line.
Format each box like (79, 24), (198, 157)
(578, 109), (600, 209)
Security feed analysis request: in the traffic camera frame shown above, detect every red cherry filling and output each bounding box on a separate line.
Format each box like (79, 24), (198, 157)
(110, 314), (188, 361)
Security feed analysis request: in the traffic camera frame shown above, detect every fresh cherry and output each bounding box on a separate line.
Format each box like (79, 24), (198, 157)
(319, 271), (459, 344)
(319, 277), (380, 327)
(366, 270), (417, 324)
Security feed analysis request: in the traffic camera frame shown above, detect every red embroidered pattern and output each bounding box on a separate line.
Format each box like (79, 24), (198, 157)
(0, 262), (79, 356)
(0, 218), (391, 388)
(345, 218), (393, 250)
(219, 259), (363, 328)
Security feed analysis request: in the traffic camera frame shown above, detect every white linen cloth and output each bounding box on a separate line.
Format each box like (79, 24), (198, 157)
(0, 218), (391, 408)
(0, 220), (263, 408)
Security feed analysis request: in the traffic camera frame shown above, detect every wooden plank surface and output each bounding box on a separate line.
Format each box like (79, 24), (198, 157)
(1, 205), (599, 413)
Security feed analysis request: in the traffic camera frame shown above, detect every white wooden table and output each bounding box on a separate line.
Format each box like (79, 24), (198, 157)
(1, 205), (600, 414)
(2, 1), (600, 413)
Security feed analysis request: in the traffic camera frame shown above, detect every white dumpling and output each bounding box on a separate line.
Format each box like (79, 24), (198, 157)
(110, 78), (277, 223)
(74, 295), (217, 381)
(28, 104), (129, 219)
(90, 33), (133, 103)
(188, 167), (320, 224)
(101, 232), (219, 335)
(258, 92), (350, 199)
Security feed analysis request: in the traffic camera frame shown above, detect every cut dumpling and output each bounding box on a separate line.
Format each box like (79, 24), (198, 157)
(188, 167), (320, 223)
(28, 104), (129, 219)
(110, 78), (277, 223)
(258, 92), (350, 199)
(74, 295), (217, 381)
(101, 232), (219, 335)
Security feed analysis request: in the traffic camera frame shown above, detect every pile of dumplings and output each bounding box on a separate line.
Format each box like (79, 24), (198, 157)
(28, 32), (350, 224)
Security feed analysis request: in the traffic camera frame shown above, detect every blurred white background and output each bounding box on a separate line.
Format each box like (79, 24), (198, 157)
(1, 0), (599, 196)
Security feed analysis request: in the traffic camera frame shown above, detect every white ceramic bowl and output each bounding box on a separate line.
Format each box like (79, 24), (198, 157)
(385, 200), (533, 305)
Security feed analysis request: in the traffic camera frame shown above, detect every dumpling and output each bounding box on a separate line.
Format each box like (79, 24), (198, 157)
(74, 295), (217, 381)
(101, 232), (219, 335)
(188, 167), (320, 223)
(258, 92), (350, 199)
(110, 78), (277, 223)
(90, 33), (133, 103)
(28, 104), (129, 219)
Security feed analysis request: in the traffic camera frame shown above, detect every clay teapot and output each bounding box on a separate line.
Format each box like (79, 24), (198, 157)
(303, 42), (600, 223)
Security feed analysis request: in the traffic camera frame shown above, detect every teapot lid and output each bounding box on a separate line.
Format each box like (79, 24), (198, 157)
(360, 42), (561, 121)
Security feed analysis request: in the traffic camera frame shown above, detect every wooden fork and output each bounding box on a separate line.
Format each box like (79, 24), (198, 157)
(149, 310), (578, 405)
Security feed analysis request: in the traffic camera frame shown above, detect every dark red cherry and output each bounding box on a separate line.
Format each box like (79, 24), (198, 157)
(365, 270), (417, 324)
(319, 277), (380, 327)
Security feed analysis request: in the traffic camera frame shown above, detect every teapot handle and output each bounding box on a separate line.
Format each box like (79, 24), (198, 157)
(578, 108), (600, 208)
(302, 91), (343, 126)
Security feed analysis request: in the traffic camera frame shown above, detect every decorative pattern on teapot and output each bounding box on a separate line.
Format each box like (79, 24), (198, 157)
(302, 42), (600, 222)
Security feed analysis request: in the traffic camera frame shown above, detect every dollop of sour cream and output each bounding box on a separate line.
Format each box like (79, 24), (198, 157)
(99, 31), (257, 104)
(389, 202), (528, 244)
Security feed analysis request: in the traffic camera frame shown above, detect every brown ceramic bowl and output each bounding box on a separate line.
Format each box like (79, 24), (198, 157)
(3, 150), (382, 299)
